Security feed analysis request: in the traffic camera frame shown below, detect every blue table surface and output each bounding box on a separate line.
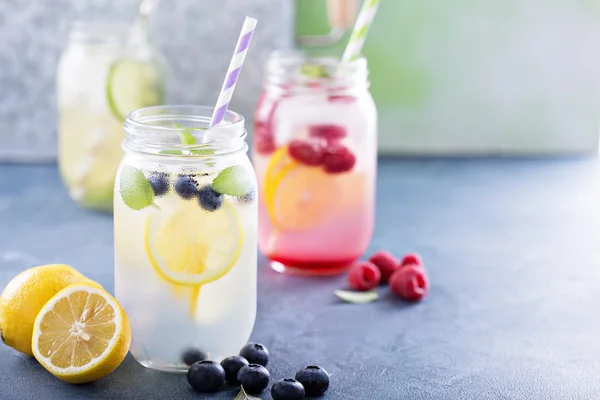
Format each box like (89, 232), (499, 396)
(1, 158), (600, 400)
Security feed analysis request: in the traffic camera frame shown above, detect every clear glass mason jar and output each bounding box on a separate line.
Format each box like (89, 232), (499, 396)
(114, 105), (257, 372)
(253, 51), (377, 275)
(57, 20), (166, 212)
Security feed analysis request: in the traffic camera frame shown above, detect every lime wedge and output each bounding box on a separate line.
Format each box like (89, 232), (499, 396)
(106, 58), (164, 121)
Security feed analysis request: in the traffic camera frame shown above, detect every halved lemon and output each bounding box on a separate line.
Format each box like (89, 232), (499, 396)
(263, 148), (339, 230)
(145, 199), (244, 286)
(31, 283), (131, 384)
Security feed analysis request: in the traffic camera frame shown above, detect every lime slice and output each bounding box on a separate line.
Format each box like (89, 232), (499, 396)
(106, 58), (164, 121)
(144, 199), (244, 286)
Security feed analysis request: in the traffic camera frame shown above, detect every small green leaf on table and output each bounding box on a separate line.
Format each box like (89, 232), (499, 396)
(334, 289), (379, 304)
(233, 387), (261, 400)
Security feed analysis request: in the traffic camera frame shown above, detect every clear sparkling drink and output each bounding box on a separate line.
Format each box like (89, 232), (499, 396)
(114, 106), (257, 372)
(57, 20), (165, 212)
(253, 51), (377, 275)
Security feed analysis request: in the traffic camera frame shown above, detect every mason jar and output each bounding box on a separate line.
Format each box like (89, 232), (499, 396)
(57, 20), (166, 212)
(114, 105), (257, 371)
(253, 50), (377, 275)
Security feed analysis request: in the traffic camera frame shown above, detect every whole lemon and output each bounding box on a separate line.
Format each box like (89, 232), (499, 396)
(0, 264), (89, 356)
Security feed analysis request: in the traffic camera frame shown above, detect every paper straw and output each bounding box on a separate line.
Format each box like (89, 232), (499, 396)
(210, 17), (257, 127)
(341, 0), (380, 63)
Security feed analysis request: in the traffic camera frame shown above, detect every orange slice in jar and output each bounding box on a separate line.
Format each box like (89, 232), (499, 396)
(264, 148), (339, 230)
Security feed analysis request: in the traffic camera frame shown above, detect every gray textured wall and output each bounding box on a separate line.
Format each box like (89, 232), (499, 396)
(0, 0), (290, 162)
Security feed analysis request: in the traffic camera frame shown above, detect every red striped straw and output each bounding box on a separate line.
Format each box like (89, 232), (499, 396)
(210, 17), (258, 127)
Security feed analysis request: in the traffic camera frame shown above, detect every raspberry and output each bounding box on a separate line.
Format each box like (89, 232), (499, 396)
(253, 92), (279, 155)
(288, 138), (325, 166)
(308, 124), (347, 141)
(389, 265), (429, 302)
(254, 133), (276, 155)
(400, 253), (423, 268)
(347, 261), (381, 291)
(322, 143), (356, 174)
(368, 251), (399, 283)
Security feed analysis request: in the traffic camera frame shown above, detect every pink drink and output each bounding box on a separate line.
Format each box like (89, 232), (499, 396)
(253, 52), (377, 275)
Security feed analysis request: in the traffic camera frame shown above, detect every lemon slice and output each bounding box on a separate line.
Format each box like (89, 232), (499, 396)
(145, 199), (244, 286)
(31, 283), (131, 384)
(263, 147), (338, 230)
(106, 58), (164, 121)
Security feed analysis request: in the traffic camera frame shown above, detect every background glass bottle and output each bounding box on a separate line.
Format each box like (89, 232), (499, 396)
(57, 20), (166, 212)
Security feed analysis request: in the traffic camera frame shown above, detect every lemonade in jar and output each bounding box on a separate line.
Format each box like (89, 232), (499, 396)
(57, 20), (165, 212)
(114, 105), (257, 371)
(253, 51), (377, 275)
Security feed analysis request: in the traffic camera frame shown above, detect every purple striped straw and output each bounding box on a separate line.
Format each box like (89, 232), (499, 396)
(210, 17), (257, 127)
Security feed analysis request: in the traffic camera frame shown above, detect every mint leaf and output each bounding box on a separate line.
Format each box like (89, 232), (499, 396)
(119, 166), (154, 210)
(173, 123), (196, 144)
(190, 147), (214, 156)
(159, 149), (184, 155)
(172, 124), (214, 164)
(334, 289), (378, 304)
(212, 165), (253, 196)
(233, 387), (260, 400)
(301, 64), (328, 78)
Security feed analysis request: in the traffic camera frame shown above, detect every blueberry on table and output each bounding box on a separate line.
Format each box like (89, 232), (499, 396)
(295, 365), (329, 396)
(197, 185), (223, 212)
(239, 342), (270, 367)
(181, 347), (206, 366)
(220, 355), (249, 384)
(174, 175), (199, 199)
(237, 363), (270, 395)
(147, 172), (170, 197)
(272, 378), (306, 400)
(187, 360), (225, 393)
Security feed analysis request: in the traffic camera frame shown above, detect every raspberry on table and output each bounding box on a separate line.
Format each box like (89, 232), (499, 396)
(347, 261), (381, 291)
(389, 265), (429, 302)
(400, 253), (423, 268)
(368, 251), (399, 283)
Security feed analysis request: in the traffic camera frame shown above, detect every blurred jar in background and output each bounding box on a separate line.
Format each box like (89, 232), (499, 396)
(57, 20), (166, 212)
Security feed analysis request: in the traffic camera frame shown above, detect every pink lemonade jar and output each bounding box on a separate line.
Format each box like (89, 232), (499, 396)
(252, 50), (377, 275)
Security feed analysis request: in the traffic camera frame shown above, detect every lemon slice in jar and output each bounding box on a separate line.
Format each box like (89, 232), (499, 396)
(263, 146), (339, 231)
(144, 200), (244, 286)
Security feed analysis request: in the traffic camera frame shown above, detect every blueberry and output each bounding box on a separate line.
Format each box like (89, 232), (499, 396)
(237, 189), (256, 205)
(147, 172), (170, 197)
(272, 378), (305, 400)
(197, 185), (223, 212)
(181, 347), (206, 366)
(239, 342), (270, 367)
(187, 360), (225, 393)
(295, 366), (329, 396)
(237, 363), (270, 395)
(220, 355), (249, 384)
(174, 175), (198, 199)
